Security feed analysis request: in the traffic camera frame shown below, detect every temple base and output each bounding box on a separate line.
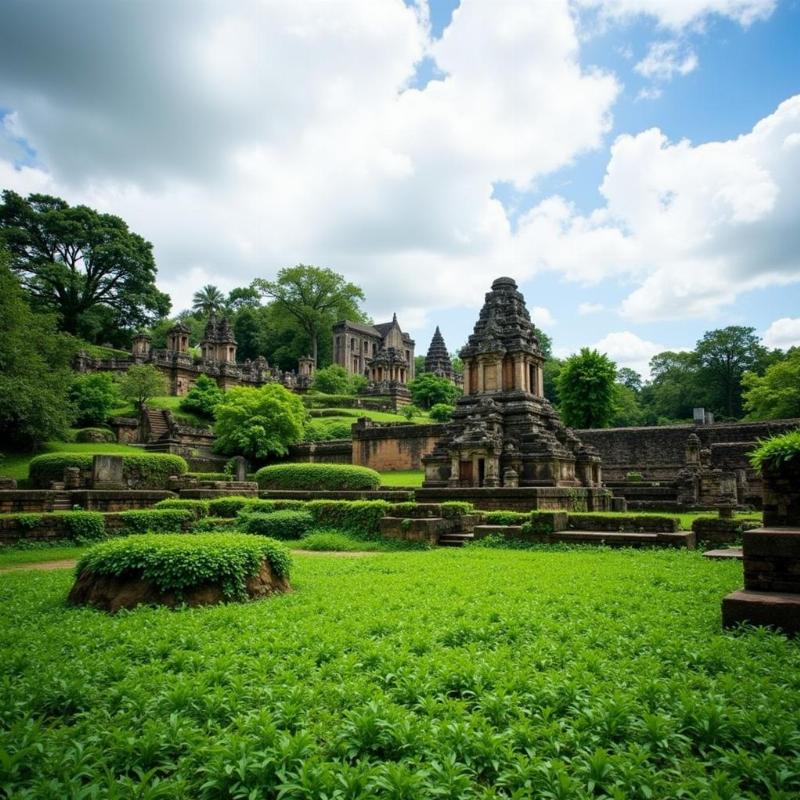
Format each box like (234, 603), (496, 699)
(414, 486), (613, 513)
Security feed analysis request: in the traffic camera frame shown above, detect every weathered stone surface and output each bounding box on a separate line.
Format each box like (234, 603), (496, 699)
(722, 589), (800, 635)
(67, 560), (290, 613)
(91, 455), (124, 489)
(0, 477), (17, 490)
(762, 460), (800, 527)
(424, 326), (457, 383)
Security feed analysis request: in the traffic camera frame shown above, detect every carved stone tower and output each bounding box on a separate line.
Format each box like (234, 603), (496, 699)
(422, 277), (603, 490)
(424, 326), (454, 381)
(166, 322), (191, 354)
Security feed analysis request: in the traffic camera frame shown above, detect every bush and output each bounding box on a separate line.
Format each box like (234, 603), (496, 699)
(119, 364), (166, 408)
(247, 500), (307, 513)
(240, 510), (314, 539)
(153, 499), (210, 519)
(180, 374), (224, 420)
(305, 500), (390, 537)
(255, 463), (380, 491)
(305, 418), (355, 441)
(1, 511), (106, 542)
(401, 404), (420, 421)
(407, 374), (460, 409)
(117, 509), (194, 534)
(28, 453), (187, 489)
(207, 496), (257, 518)
(429, 403), (454, 422)
(440, 502), (475, 519)
(626, 471), (643, 482)
(74, 427), (115, 443)
(69, 372), (120, 426)
(484, 510), (530, 526)
(749, 429), (800, 471)
(74, 533), (291, 601)
(312, 365), (354, 395)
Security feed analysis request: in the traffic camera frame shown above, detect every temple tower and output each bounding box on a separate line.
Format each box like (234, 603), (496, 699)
(166, 322), (191, 354)
(424, 326), (454, 381)
(131, 333), (151, 359)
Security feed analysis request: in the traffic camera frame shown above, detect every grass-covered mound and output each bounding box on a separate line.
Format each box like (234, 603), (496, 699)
(255, 463), (381, 491)
(28, 452), (188, 489)
(68, 533), (291, 611)
(3, 548), (799, 796)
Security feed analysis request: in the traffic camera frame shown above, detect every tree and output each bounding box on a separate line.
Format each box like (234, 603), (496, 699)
(312, 365), (353, 395)
(742, 348), (800, 420)
(69, 372), (120, 426)
(609, 383), (645, 428)
(119, 364), (166, 409)
(180, 374), (224, 420)
(557, 348), (616, 428)
(192, 284), (226, 316)
(543, 357), (563, 405)
(0, 255), (75, 447)
(226, 286), (261, 311)
(0, 190), (170, 339)
(617, 367), (643, 394)
(639, 351), (698, 423)
(429, 403), (454, 422)
(252, 265), (366, 366)
(213, 384), (308, 460)
(694, 326), (769, 418)
(407, 373), (461, 409)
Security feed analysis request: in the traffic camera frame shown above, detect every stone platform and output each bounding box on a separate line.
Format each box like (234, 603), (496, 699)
(415, 486), (612, 512)
(722, 590), (800, 635)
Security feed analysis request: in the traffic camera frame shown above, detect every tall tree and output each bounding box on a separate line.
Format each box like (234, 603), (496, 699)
(742, 348), (800, 420)
(191, 284), (226, 316)
(694, 326), (768, 418)
(617, 367), (643, 394)
(639, 351), (698, 423)
(252, 265), (366, 366)
(557, 348), (617, 428)
(0, 190), (170, 339)
(0, 255), (75, 446)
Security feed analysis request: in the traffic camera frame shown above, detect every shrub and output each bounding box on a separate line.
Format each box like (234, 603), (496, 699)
(117, 509), (194, 534)
(74, 427), (115, 443)
(483, 510), (530, 526)
(28, 453), (187, 489)
(401, 404), (420, 421)
(255, 463), (380, 491)
(214, 384), (308, 459)
(440, 501), (475, 519)
(407, 373), (460, 409)
(207, 496), (257, 518)
(626, 471), (643, 483)
(429, 403), (454, 422)
(306, 500), (391, 537)
(153, 499), (210, 519)
(74, 533), (291, 601)
(305, 418), (355, 441)
(180, 374), (224, 419)
(119, 364), (166, 409)
(241, 510), (314, 539)
(749, 429), (800, 472)
(69, 372), (120, 426)
(60, 511), (106, 542)
(311, 365), (353, 395)
(247, 500), (307, 513)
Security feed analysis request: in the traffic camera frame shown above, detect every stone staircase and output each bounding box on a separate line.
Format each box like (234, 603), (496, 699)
(50, 491), (73, 511)
(438, 532), (476, 548)
(145, 408), (171, 442)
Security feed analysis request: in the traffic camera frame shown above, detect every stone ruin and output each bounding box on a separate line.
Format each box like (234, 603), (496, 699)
(423, 326), (462, 387)
(421, 277), (609, 510)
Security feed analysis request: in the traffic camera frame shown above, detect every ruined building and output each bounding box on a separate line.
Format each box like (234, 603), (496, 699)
(421, 277), (606, 503)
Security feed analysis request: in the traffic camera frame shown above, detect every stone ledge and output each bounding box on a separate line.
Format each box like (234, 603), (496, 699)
(743, 527), (800, 557)
(722, 589), (800, 635)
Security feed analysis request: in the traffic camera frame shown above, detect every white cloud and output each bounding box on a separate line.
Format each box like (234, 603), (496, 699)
(579, 302), (605, 315)
(636, 86), (663, 101)
(531, 306), (556, 328)
(591, 331), (674, 376)
(763, 318), (800, 350)
(635, 41), (698, 81)
(576, 0), (776, 30)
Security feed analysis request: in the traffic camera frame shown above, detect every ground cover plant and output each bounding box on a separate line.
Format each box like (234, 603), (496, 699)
(255, 463), (381, 491)
(0, 548), (798, 797)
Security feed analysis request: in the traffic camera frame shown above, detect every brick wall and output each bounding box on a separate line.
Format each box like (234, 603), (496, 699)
(352, 421), (445, 471)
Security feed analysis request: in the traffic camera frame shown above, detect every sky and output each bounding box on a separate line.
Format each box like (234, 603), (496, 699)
(1, 0), (799, 377)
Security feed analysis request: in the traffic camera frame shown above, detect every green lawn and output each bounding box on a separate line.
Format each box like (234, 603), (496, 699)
(0, 441), (147, 482)
(109, 395), (210, 428)
(1, 547), (798, 797)
(0, 544), (89, 568)
(379, 469), (425, 487)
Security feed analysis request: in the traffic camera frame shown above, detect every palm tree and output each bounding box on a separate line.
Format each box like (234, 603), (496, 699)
(192, 284), (225, 316)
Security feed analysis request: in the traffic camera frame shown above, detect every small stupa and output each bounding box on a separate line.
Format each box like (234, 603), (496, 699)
(424, 326), (454, 381)
(421, 277), (607, 506)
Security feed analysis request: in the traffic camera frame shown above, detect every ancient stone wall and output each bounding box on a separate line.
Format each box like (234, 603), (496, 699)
(352, 421), (445, 472)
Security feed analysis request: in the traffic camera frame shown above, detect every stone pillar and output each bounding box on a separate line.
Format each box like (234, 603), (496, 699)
(463, 362), (471, 394)
(484, 456), (500, 488)
(495, 361), (503, 394)
(448, 455), (460, 487)
(515, 358), (525, 391)
(476, 359), (484, 393)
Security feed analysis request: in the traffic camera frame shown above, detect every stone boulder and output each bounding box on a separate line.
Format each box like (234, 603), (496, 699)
(67, 560), (290, 613)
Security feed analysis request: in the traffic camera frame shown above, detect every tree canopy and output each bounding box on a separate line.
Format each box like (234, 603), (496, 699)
(0, 191), (170, 341)
(557, 348), (617, 429)
(742, 348), (800, 420)
(407, 373), (461, 409)
(252, 265), (366, 366)
(119, 364), (166, 409)
(191, 285), (226, 316)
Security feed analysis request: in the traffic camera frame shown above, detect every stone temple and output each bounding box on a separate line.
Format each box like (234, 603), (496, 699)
(421, 277), (610, 510)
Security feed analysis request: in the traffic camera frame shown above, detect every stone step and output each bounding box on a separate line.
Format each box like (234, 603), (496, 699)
(550, 530), (695, 549)
(438, 533), (475, 548)
(703, 548), (743, 560)
(722, 589), (800, 635)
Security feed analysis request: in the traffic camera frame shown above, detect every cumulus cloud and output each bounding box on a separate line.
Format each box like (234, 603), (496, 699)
(530, 306), (556, 328)
(635, 41), (698, 81)
(763, 318), (800, 350)
(579, 302), (605, 315)
(591, 331), (674, 376)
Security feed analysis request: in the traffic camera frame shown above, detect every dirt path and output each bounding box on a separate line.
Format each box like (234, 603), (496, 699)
(0, 549), (379, 574)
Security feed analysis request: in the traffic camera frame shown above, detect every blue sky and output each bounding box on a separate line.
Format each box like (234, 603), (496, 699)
(1, 0), (799, 376)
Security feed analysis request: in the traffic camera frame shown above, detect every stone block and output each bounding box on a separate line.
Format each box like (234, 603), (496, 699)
(0, 477), (18, 490)
(722, 589), (800, 635)
(743, 528), (800, 558)
(611, 497), (627, 513)
(91, 455), (124, 489)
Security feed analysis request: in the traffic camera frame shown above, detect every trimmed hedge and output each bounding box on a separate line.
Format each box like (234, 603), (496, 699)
(255, 463), (380, 491)
(74, 428), (115, 443)
(117, 509), (194, 534)
(74, 533), (292, 601)
(305, 500), (390, 537)
(207, 496), (255, 518)
(153, 499), (210, 519)
(440, 502), (475, 519)
(0, 511), (106, 542)
(483, 511), (530, 526)
(241, 510), (314, 539)
(28, 453), (188, 489)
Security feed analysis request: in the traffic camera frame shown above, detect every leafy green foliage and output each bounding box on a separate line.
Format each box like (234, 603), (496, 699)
(407, 373), (460, 409)
(305, 500), (390, 536)
(743, 348), (800, 420)
(207, 496), (256, 518)
(75, 533), (291, 600)
(305, 417), (355, 441)
(312, 365), (355, 395)
(191, 284), (226, 316)
(557, 348), (617, 428)
(749, 429), (800, 471)
(255, 463), (381, 490)
(69, 372), (121, 426)
(74, 427), (115, 443)
(0, 258), (75, 447)
(440, 501), (475, 519)
(2, 548), (798, 796)
(118, 509), (194, 534)
(0, 190), (170, 340)
(240, 510), (315, 539)
(153, 499), (210, 519)
(429, 403), (454, 422)
(119, 364), (167, 409)
(179, 374), (224, 420)
(28, 452), (187, 489)
(483, 511), (530, 525)
(0, 511), (106, 543)
(213, 384), (308, 459)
